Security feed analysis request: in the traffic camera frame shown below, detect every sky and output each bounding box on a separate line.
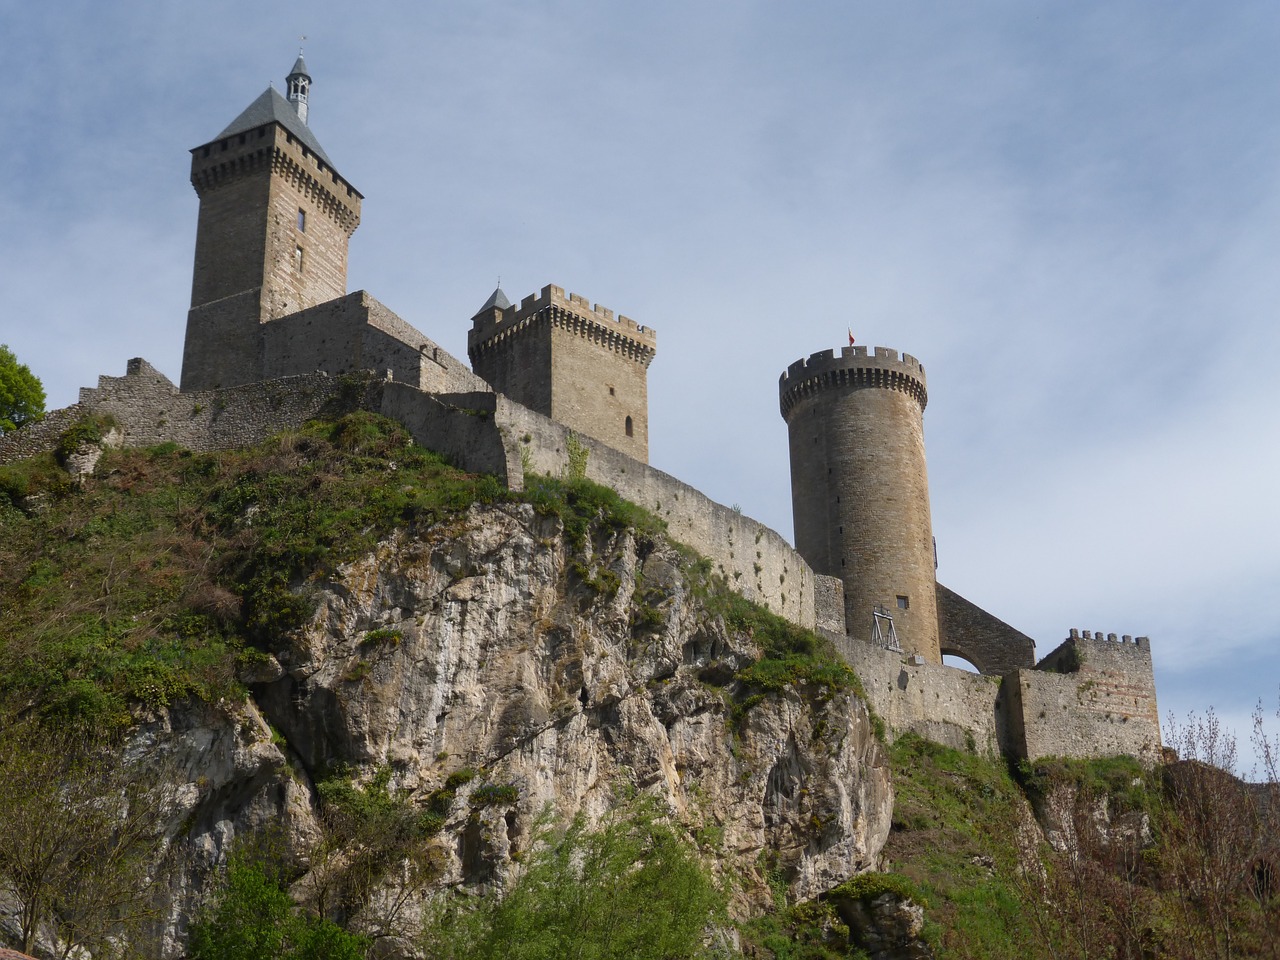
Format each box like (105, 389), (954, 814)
(2, 1), (1278, 773)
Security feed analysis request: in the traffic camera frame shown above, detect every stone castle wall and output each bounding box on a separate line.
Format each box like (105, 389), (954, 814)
(495, 396), (820, 628)
(0, 402), (90, 466)
(182, 292), (267, 391)
(1006, 630), (1161, 763)
(832, 634), (1006, 756)
(261, 291), (490, 394)
(77, 360), (358, 451)
(936, 583), (1036, 676)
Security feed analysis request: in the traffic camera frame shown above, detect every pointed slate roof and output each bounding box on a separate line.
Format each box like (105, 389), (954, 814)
(288, 54), (310, 79)
(476, 286), (512, 314)
(208, 86), (332, 166)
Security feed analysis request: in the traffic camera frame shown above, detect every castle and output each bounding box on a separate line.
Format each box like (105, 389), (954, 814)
(0, 58), (1161, 764)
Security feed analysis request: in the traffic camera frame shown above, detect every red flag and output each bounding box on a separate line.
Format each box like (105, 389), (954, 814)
(848, 328), (856, 346)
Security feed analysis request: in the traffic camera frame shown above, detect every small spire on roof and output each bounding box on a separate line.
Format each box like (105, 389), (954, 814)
(286, 45), (311, 125)
(476, 284), (512, 315)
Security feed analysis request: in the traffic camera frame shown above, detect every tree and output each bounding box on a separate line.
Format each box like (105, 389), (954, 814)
(0, 718), (174, 958)
(188, 857), (368, 960)
(421, 796), (726, 960)
(0, 344), (45, 434)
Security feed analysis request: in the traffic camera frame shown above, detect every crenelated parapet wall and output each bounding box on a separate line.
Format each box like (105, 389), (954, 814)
(779, 345), (928, 418)
(191, 124), (361, 234)
(1061, 628), (1149, 650)
(468, 284), (657, 367)
(1007, 628), (1161, 762)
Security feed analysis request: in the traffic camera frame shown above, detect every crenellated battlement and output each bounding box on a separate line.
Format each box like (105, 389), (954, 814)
(191, 124), (361, 235)
(468, 283), (656, 366)
(1065, 628), (1150, 651)
(778, 344), (927, 419)
(1035, 629), (1154, 675)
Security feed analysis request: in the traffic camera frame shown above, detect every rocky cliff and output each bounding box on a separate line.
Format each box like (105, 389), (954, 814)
(138, 499), (892, 952)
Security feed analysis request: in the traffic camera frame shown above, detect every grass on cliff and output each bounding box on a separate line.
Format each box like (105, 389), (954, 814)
(688, 567), (863, 714)
(0, 410), (853, 733)
(0, 412), (505, 729)
(880, 733), (1036, 959)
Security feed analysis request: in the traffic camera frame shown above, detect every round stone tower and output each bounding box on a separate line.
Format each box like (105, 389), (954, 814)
(779, 345), (940, 662)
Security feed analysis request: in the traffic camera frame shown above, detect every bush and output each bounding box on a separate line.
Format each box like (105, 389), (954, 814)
(421, 796), (724, 960)
(189, 858), (368, 960)
(54, 413), (117, 466)
(831, 872), (924, 906)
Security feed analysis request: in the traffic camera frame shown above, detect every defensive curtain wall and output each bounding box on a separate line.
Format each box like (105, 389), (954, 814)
(1006, 630), (1161, 763)
(834, 627), (1160, 761)
(1, 357), (830, 634)
(261, 291), (491, 394)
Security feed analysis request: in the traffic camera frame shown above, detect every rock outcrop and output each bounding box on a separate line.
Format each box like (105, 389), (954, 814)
(147, 502), (893, 952)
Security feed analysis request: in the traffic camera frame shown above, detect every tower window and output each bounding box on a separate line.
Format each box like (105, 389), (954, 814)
(625, 415), (634, 437)
(295, 246), (304, 271)
(608, 386), (615, 396)
(297, 209), (306, 232)
(897, 595), (909, 610)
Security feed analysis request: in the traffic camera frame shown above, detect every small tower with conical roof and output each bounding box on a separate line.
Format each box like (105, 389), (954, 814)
(286, 53), (311, 124)
(180, 56), (362, 391)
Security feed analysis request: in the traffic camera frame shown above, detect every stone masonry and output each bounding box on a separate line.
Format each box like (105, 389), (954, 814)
(1006, 630), (1161, 763)
(469, 284), (657, 463)
(780, 346), (940, 662)
(182, 83), (361, 392)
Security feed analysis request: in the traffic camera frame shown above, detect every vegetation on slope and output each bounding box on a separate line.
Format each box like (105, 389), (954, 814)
(877, 727), (1280, 960)
(0, 412), (865, 957)
(6, 413), (1280, 959)
(0, 411), (854, 734)
(419, 795), (727, 960)
(0, 413), (501, 729)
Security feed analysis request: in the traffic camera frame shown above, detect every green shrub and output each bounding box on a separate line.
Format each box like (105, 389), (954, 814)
(469, 783), (519, 808)
(189, 858), (368, 960)
(361, 627), (403, 647)
(54, 414), (117, 466)
(831, 871), (924, 906)
(420, 796), (723, 960)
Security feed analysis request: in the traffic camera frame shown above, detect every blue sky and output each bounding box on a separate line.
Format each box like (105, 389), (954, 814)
(2, 2), (1278, 772)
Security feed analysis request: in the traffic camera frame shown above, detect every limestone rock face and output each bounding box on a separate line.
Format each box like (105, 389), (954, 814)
(1029, 780), (1152, 858)
(154, 502), (892, 945)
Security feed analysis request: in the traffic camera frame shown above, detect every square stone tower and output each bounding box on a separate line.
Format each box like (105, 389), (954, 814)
(468, 284), (657, 462)
(181, 56), (362, 391)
